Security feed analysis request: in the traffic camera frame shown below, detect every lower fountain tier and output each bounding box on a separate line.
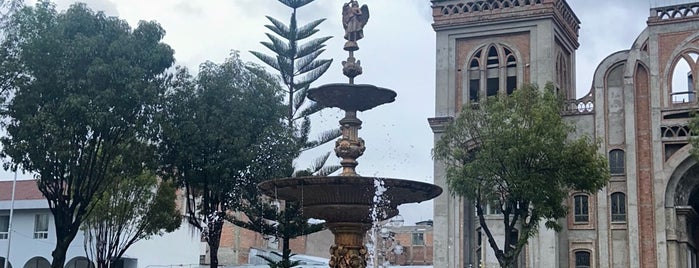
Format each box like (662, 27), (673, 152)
(257, 176), (442, 224)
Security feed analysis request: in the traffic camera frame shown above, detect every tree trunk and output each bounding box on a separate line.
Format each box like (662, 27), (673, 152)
(51, 211), (81, 268)
(208, 212), (224, 268)
(209, 242), (219, 268)
(51, 235), (76, 268)
(282, 236), (291, 268)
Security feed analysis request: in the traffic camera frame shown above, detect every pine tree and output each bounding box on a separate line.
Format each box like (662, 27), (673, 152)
(230, 0), (341, 267)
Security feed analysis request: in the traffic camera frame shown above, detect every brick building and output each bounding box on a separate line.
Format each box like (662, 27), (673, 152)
(430, 0), (699, 267)
(387, 220), (435, 266)
(199, 214), (334, 266)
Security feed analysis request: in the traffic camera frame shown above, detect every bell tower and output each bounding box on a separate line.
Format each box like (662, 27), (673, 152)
(429, 1), (580, 267)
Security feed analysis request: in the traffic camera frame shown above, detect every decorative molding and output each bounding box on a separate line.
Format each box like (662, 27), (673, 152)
(428, 116), (455, 133)
(432, 0), (580, 46)
(562, 91), (595, 115)
(650, 3), (699, 24)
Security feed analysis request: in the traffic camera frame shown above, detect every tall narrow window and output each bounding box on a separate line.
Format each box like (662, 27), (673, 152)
(0, 215), (8, 239)
(611, 192), (626, 222)
(469, 57), (481, 102)
(609, 149), (625, 175)
(505, 48), (517, 95)
(573, 195), (589, 223)
(575, 251), (591, 268)
(556, 52), (569, 98)
(34, 214), (49, 239)
(486, 46), (499, 96)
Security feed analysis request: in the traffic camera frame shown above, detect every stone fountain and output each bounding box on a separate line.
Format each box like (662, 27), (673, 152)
(258, 1), (442, 267)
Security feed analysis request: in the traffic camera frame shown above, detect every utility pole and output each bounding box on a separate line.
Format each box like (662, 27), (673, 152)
(3, 169), (17, 268)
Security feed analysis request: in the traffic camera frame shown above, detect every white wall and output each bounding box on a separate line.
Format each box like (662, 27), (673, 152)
(0, 207), (88, 268)
(1, 205), (200, 268)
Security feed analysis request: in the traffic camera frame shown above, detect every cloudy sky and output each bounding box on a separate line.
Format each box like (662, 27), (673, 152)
(12, 0), (678, 225)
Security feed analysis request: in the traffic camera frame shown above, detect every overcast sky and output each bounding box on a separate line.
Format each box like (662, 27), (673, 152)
(10, 0), (671, 225)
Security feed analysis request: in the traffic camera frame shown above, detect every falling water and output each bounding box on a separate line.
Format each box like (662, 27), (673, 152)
(367, 177), (388, 268)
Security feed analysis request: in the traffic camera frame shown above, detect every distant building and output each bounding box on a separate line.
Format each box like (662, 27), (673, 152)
(201, 211), (334, 266)
(361, 220), (435, 267)
(389, 221), (434, 266)
(0, 180), (201, 268)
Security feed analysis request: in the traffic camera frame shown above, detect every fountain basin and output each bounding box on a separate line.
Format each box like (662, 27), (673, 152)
(307, 84), (397, 112)
(258, 176), (442, 224)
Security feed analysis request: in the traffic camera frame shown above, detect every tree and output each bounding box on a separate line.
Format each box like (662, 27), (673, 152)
(433, 83), (610, 268)
(231, 0), (340, 266)
(158, 52), (292, 268)
(82, 170), (182, 268)
(0, 2), (174, 267)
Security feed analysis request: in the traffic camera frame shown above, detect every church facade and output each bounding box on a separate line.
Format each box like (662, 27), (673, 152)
(429, 1), (699, 267)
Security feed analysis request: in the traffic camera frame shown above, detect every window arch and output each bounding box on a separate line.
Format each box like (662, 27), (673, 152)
(609, 149), (625, 175)
(574, 250), (591, 268)
(573, 194), (589, 223)
(611, 192), (626, 222)
(466, 43), (519, 103)
(670, 51), (699, 104)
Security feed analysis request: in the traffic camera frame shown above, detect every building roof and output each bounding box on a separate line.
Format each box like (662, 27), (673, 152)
(0, 180), (44, 201)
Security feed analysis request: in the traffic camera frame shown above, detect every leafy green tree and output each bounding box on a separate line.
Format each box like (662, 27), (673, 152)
(82, 170), (182, 268)
(433, 83), (610, 268)
(158, 52), (292, 268)
(0, 2), (174, 267)
(0, 0), (22, 29)
(231, 0), (340, 266)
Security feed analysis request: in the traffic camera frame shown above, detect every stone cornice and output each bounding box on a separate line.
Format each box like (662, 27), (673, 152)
(432, 0), (580, 48)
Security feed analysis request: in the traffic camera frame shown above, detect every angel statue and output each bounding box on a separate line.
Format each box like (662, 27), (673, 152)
(342, 0), (369, 50)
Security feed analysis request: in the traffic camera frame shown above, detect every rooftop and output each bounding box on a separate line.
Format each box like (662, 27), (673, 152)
(0, 179), (44, 201)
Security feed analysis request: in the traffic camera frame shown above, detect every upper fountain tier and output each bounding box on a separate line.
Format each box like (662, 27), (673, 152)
(307, 83), (396, 112)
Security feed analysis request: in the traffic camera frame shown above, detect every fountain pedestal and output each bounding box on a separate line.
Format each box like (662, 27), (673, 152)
(328, 223), (370, 267)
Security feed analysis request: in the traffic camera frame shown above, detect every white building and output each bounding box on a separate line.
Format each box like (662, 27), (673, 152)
(0, 180), (201, 268)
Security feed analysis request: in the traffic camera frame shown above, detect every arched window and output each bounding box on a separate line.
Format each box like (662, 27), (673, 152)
(573, 194), (589, 223)
(609, 149), (625, 175)
(670, 51), (698, 104)
(486, 46), (500, 97)
(574, 251), (591, 268)
(0, 257), (13, 268)
(466, 44), (519, 103)
(611, 192), (626, 222)
(23, 257), (50, 268)
(65, 257), (94, 268)
(556, 52), (570, 98)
